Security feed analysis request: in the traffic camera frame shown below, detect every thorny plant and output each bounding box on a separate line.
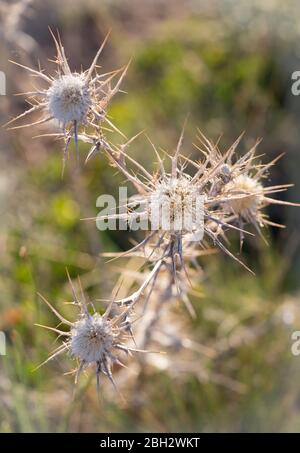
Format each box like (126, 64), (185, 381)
(35, 272), (147, 400)
(6, 28), (129, 174)
(8, 30), (299, 399)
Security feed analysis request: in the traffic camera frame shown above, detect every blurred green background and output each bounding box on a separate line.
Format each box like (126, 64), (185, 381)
(1, 0), (300, 432)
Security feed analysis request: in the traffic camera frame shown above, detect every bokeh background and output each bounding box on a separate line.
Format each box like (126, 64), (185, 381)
(1, 0), (300, 432)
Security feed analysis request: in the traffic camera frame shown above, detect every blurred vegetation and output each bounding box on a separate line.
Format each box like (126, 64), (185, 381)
(1, 0), (300, 432)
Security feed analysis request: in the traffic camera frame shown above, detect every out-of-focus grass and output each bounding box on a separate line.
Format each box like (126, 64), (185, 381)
(1, 0), (300, 433)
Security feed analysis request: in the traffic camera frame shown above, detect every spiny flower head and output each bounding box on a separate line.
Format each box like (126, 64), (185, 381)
(6, 29), (129, 169)
(70, 313), (116, 365)
(98, 127), (300, 300)
(96, 127), (255, 302)
(47, 73), (91, 124)
(36, 272), (138, 395)
(149, 172), (201, 234)
(194, 130), (300, 243)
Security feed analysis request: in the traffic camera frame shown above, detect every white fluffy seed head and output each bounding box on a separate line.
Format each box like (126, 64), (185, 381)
(150, 174), (202, 233)
(70, 313), (115, 364)
(224, 174), (263, 215)
(47, 74), (91, 124)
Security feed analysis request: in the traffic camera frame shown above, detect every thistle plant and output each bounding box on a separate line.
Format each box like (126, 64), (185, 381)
(92, 129), (299, 317)
(6, 29), (128, 171)
(8, 29), (299, 400)
(194, 131), (298, 246)
(36, 273), (142, 395)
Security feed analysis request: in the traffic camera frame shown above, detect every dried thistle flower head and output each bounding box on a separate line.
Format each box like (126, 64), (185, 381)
(194, 131), (300, 244)
(36, 272), (138, 396)
(224, 174), (264, 217)
(70, 313), (116, 366)
(47, 73), (91, 125)
(150, 173), (201, 234)
(99, 127), (300, 303)
(6, 29), (129, 169)
(220, 158), (297, 236)
(96, 128), (256, 308)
